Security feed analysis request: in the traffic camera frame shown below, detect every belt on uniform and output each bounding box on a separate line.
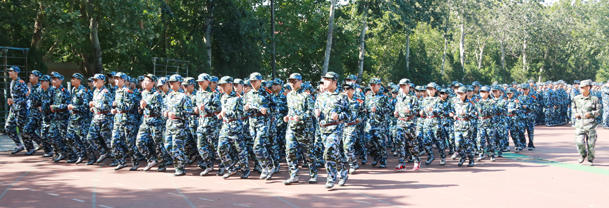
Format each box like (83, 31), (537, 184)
(200, 112), (219, 118)
(346, 121), (359, 126)
(96, 111), (110, 115)
(507, 114), (517, 117)
(117, 111), (128, 114)
(399, 116), (415, 121)
(456, 117), (470, 121)
(145, 114), (161, 118)
(223, 118), (239, 122)
(425, 116), (437, 118)
(479, 116), (493, 120)
(320, 121), (342, 127)
(32, 105), (41, 108)
(54, 109), (67, 113)
(525, 110), (532, 114)
(250, 113), (267, 117)
(241, 116), (249, 120)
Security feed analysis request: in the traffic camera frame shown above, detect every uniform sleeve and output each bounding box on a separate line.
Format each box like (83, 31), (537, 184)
(13, 81), (28, 108)
(591, 97), (601, 117)
(176, 96), (194, 119)
(206, 93), (221, 114)
(116, 90), (135, 112)
(74, 88), (90, 113)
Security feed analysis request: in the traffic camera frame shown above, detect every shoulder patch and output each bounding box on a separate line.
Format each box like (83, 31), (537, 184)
(469, 100), (475, 105)
(265, 88), (272, 94)
(61, 88), (65, 91)
(515, 99), (520, 103)
(20, 80), (24, 83)
(531, 95), (537, 99)
(357, 99), (363, 104)
(127, 89), (133, 93)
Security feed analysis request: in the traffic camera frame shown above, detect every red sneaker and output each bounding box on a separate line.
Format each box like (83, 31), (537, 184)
(413, 162), (420, 171)
(394, 164), (406, 171)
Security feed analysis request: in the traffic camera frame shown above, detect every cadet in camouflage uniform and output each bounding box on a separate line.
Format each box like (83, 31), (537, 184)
(475, 86), (497, 161)
(22, 70), (44, 155)
(136, 74), (168, 172)
(243, 72), (275, 180)
(216, 76), (250, 179)
(345, 75), (368, 165)
(491, 86), (509, 155)
(438, 88), (454, 157)
(364, 78), (390, 168)
(506, 88), (524, 152)
(5, 66), (29, 154)
(340, 82), (362, 175)
(38, 75), (55, 157)
(181, 77), (199, 166)
(109, 72), (137, 170)
(451, 86), (476, 167)
(195, 73), (222, 176)
(65, 73), (91, 164)
(49, 72), (72, 162)
(283, 73), (318, 185)
(420, 83), (447, 165)
(393, 79), (421, 171)
(571, 80), (600, 166)
(518, 84), (538, 150)
(86, 74), (113, 165)
(270, 79), (288, 173)
(163, 74), (194, 176)
(544, 82), (556, 126)
(601, 82), (609, 128)
(316, 72), (349, 189)
(570, 81), (581, 126)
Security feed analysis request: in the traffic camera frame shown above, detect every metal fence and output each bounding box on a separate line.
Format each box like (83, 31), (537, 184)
(1, 47), (29, 129)
(152, 57), (189, 78)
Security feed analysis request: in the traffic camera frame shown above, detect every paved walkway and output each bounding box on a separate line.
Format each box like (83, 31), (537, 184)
(0, 125), (608, 208)
(0, 134), (17, 152)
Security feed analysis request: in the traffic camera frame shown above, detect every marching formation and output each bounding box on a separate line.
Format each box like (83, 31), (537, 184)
(4, 66), (601, 189)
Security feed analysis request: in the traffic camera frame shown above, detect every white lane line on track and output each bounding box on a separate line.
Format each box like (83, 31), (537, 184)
(314, 195), (331, 199)
(47, 193), (59, 196)
(245, 186), (259, 188)
(360, 194), (405, 207)
(248, 181), (299, 208)
(91, 179), (102, 181)
(68, 174), (80, 178)
(234, 204), (251, 207)
(168, 192), (181, 196)
(73, 198), (85, 202)
(113, 183), (125, 186)
(139, 188), (152, 191)
(99, 205), (113, 208)
(199, 198), (214, 201)
(27, 188), (36, 191)
(277, 190), (292, 193)
(354, 200), (371, 204)
(0, 163), (39, 200)
(216, 182), (228, 184)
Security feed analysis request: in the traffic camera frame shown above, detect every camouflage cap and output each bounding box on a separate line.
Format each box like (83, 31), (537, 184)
(472, 81), (480, 86)
(479, 86), (490, 92)
(156, 77), (168, 87)
(249, 72), (263, 81)
(168, 74), (183, 83)
(342, 82), (355, 90)
(218, 76), (233, 85)
(197, 73), (210, 82)
(580, 80), (592, 87)
(182, 77), (195, 86)
(30, 70), (42, 77)
(322, 71), (339, 80)
(287, 73), (302, 81)
(398, 78), (411, 85)
(528, 79), (534, 83)
(502, 84), (509, 88)
(492, 81), (499, 86)
(137, 76), (145, 82)
(426, 82), (437, 89)
(369, 78), (381, 85)
(409, 83), (415, 88)
(106, 71), (116, 77)
(512, 81), (518, 85)
(92, 74), (106, 81)
(506, 88), (516, 94)
(491, 85), (501, 91)
(455, 86), (466, 93)
(345, 74), (357, 81)
(244, 78), (251, 86)
(234, 78), (244, 85)
(7, 66), (20, 73)
(71, 73), (84, 80)
(209, 76), (218, 83)
(521, 83), (530, 89)
(87, 77), (94, 82)
(573, 80), (580, 84)
(143, 73), (157, 83)
(467, 86), (474, 91)
(439, 88), (447, 93)
(283, 84), (291, 91)
(454, 83), (463, 88)
(40, 75), (51, 82)
(50, 71), (64, 80)
(114, 72), (128, 80)
(272, 78), (283, 85)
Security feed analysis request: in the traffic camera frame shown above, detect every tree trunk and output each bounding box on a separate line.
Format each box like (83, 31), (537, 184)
(500, 36), (506, 70)
(522, 38), (527, 72)
(459, 23), (466, 72)
(87, 0), (103, 74)
(356, 7), (367, 85)
(477, 40), (487, 70)
(321, 0), (337, 75)
(405, 34), (410, 71)
(31, 4), (45, 49)
(204, 0), (213, 69)
(538, 47), (548, 82)
(271, 0), (276, 79)
(441, 35), (447, 75)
